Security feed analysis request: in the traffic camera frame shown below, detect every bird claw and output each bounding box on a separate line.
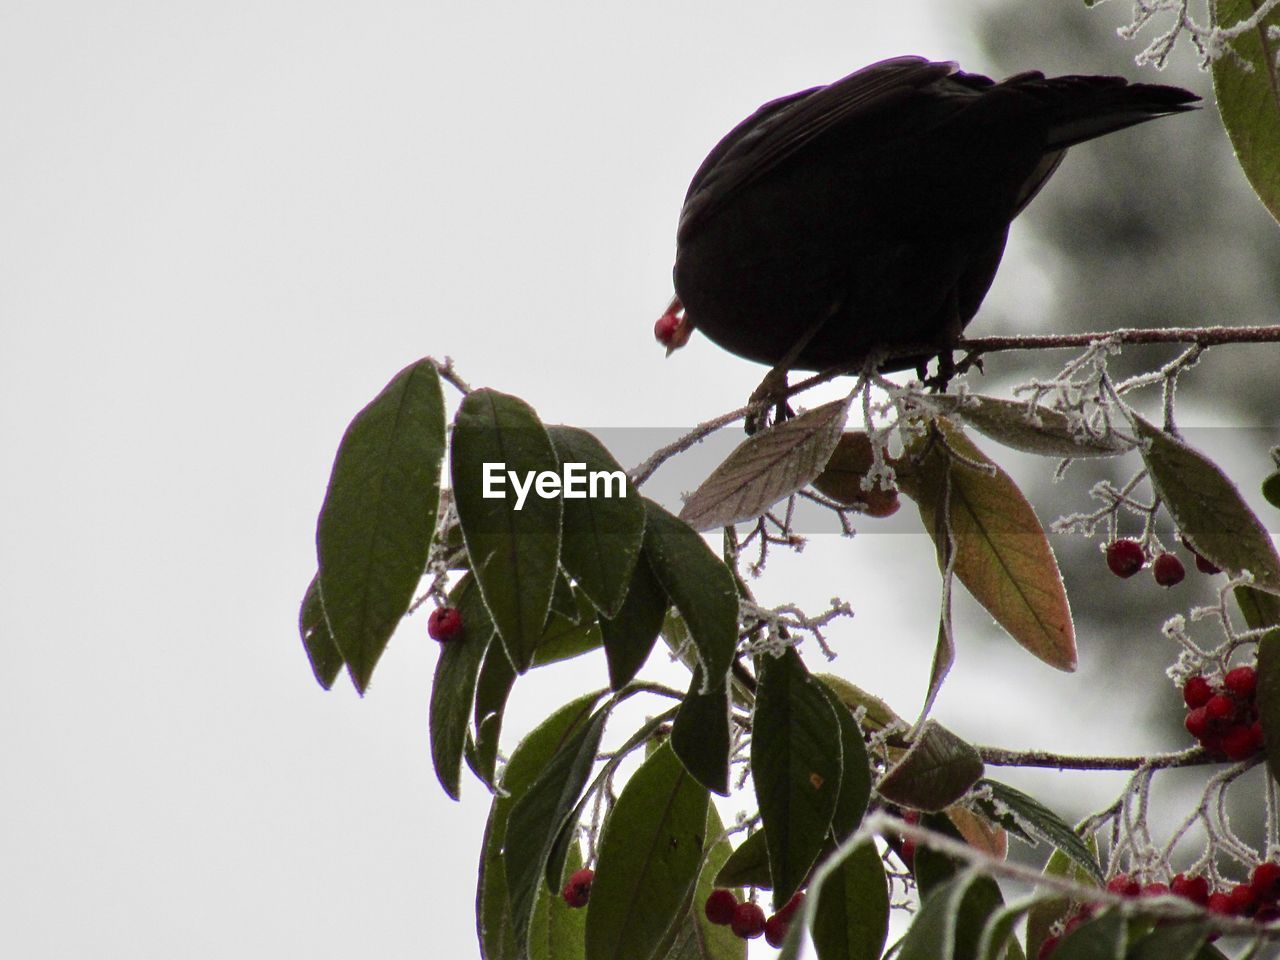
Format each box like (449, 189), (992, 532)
(746, 369), (794, 434)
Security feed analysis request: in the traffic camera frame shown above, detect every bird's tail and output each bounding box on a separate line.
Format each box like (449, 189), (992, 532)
(1009, 71), (1200, 150)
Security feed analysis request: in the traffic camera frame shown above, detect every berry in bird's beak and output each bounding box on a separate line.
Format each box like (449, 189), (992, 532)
(654, 297), (692, 354)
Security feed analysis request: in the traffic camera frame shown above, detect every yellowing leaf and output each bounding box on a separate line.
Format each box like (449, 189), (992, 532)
(899, 420), (1076, 672)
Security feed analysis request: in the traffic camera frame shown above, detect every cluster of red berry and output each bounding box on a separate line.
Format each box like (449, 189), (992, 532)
(428, 605), (463, 642)
(704, 888), (804, 947)
(1038, 863), (1280, 957)
(1182, 665), (1264, 761)
(1104, 537), (1220, 587)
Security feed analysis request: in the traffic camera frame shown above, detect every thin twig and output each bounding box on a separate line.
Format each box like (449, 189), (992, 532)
(628, 403), (754, 488)
(977, 744), (1215, 771)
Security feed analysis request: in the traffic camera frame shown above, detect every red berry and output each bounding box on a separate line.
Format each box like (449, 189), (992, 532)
(1037, 934), (1060, 960)
(561, 867), (594, 908)
(1141, 882), (1170, 898)
(1200, 732), (1225, 756)
(1179, 535), (1221, 574)
(1183, 676), (1214, 709)
(764, 913), (789, 948)
(1194, 553), (1221, 575)
(1206, 694), (1237, 722)
(1107, 874), (1141, 896)
(1228, 882), (1258, 915)
(1222, 722), (1262, 760)
(427, 606), (463, 642)
(730, 901), (766, 939)
(704, 889), (738, 926)
(1185, 707), (1209, 739)
(1207, 891), (1235, 915)
(899, 838), (916, 868)
(1225, 665), (1258, 699)
(778, 890), (805, 920)
(1106, 539), (1145, 578)
(1251, 862), (1280, 901)
(1171, 873), (1211, 905)
(1254, 903), (1280, 924)
(653, 311), (691, 352)
(1152, 553), (1186, 586)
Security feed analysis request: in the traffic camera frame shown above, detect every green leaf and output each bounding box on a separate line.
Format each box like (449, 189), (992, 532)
(547, 426), (646, 617)
(1263, 472), (1280, 510)
(599, 558), (668, 690)
(819, 685), (872, 841)
(299, 573), (344, 689)
(715, 829), (771, 889)
(1050, 908), (1125, 960)
(937, 395), (1130, 459)
(653, 802), (746, 960)
(315, 359), (446, 692)
(479, 693), (606, 960)
(504, 700), (610, 955)
(973, 780), (1103, 883)
(533, 588), (603, 667)
(809, 840), (889, 960)
(467, 640), (518, 791)
(1025, 840), (1100, 960)
(877, 720), (984, 812)
(912, 811), (973, 897)
(1235, 584), (1280, 631)
(897, 869), (1004, 960)
(1126, 922), (1210, 960)
(429, 575), (497, 800)
(898, 420), (1077, 672)
(671, 668), (731, 796)
(529, 842), (588, 960)
(1211, 0), (1280, 224)
(752, 647), (843, 909)
(643, 500), (740, 686)
(452, 388), (563, 672)
(977, 899), (1039, 960)
(816, 673), (905, 736)
(678, 396), (851, 531)
(550, 572), (581, 622)
(1134, 416), (1280, 596)
(585, 742), (710, 960)
(1258, 627), (1280, 787)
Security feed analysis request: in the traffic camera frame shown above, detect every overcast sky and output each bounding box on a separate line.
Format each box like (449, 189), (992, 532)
(0, 2), (1249, 957)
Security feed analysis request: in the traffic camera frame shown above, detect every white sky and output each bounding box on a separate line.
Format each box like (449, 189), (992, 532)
(0, 2), (1241, 958)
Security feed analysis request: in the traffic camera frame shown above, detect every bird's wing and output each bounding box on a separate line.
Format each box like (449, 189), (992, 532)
(678, 57), (968, 238)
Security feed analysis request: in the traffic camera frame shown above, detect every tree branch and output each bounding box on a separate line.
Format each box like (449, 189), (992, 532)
(978, 744), (1216, 771)
(959, 324), (1280, 354)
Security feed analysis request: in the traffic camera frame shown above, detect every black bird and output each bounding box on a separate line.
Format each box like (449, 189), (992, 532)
(659, 56), (1198, 378)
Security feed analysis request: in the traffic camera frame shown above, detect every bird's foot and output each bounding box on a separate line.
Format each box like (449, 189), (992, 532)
(746, 368), (794, 434)
(953, 350), (985, 378)
(919, 351), (958, 393)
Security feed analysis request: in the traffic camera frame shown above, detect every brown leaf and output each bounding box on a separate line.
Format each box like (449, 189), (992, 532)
(679, 397), (851, 531)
